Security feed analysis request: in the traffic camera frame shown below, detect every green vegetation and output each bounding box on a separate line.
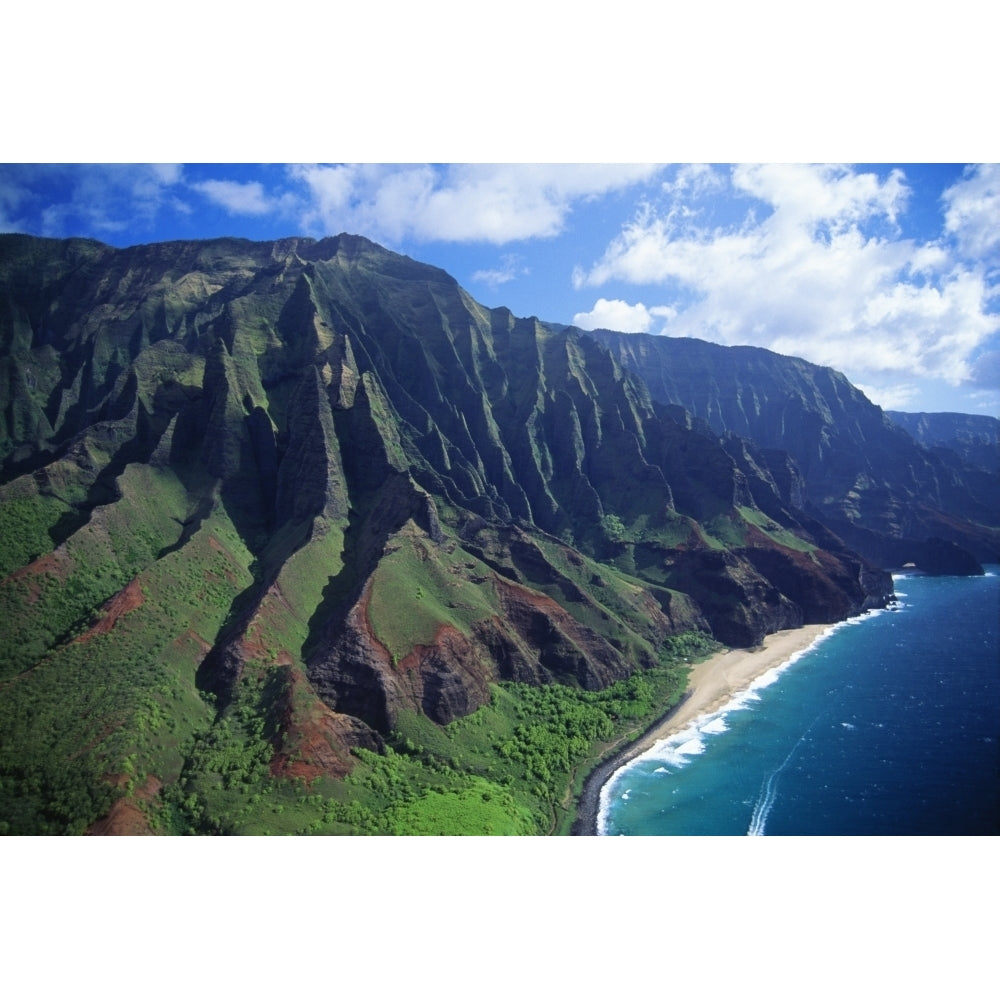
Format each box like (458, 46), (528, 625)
(100, 630), (711, 837)
(703, 512), (747, 550)
(738, 506), (817, 553)
(0, 499), (255, 833)
(601, 512), (626, 543)
(383, 779), (536, 836)
(0, 449), (718, 835)
(0, 495), (69, 578)
(367, 536), (497, 664)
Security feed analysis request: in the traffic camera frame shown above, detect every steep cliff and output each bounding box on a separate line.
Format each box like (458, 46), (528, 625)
(887, 411), (1000, 475)
(0, 233), (894, 833)
(585, 330), (1000, 570)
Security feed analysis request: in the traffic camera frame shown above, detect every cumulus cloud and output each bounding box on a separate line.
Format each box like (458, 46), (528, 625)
(288, 163), (660, 244)
(572, 298), (677, 333)
(573, 164), (1000, 391)
(732, 163), (910, 230)
(942, 163), (1000, 258)
(573, 298), (652, 332)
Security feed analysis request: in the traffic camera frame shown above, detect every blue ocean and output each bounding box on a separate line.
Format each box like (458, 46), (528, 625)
(599, 570), (1000, 835)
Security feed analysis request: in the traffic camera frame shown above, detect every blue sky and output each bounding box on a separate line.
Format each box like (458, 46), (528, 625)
(3, 162), (998, 417)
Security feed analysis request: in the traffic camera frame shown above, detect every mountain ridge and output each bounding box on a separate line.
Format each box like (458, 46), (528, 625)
(886, 410), (1000, 475)
(3, 231), (985, 835)
(582, 328), (999, 571)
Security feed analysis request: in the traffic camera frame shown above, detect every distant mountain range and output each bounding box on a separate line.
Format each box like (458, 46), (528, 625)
(582, 330), (999, 571)
(1, 233), (996, 834)
(885, 410), (999, 475)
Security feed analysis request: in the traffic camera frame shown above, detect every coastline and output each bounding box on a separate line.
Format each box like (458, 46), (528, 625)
(571, 623), (831, 836)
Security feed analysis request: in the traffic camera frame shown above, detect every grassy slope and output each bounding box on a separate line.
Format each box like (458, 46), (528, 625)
(0, 454), (721, 835)
(0, 475), (255, 833)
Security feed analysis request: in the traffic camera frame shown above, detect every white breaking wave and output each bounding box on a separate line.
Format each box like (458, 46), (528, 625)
(599, 616), (874, 834)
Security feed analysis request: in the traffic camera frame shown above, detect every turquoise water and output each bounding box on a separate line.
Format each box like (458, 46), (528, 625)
(599, 570), (1000, 835)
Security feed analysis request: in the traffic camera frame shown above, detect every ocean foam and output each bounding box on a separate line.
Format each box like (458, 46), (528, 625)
(603, 571), (1000, 834)
(676, 736), (705, 756)
(701, 717), (729, 735)
(625, 727), (710, 774)
(599, 616), (877, 833)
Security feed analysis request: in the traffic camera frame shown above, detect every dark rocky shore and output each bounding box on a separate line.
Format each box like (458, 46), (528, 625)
(570, 692), (691, 836)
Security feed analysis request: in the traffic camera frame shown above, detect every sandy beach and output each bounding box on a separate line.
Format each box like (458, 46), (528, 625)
(571, 623), (831, 835)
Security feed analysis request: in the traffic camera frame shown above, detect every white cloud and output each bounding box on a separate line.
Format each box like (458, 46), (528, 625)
(661, 163), (726, 198)
(970, 349), (1000, 390)
(0, 164), (189, 239)
(35, 164), (188, 236)
(472, 253), (528, 288)
(573, 164), (1000, 391)
(0, 173), (32, 232)
(855, 382), (919, 411)
(732, 163), (910, 230)
(191, 179), (276, 216)
(572, 298), (676, 333)
(288, 163), (661, 244)
(942, 163), (1000, 259)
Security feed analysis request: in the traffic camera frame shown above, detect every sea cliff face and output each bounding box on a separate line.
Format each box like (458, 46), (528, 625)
(0, 233), (903, 832)
(584, 330), (1000, 570)
(887, 410), (1000, 475)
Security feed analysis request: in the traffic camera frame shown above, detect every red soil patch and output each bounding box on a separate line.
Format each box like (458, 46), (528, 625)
(87, 775), (162, 836)
(495, 574), (571, 620)
(268, 667), (357, 781)
(4, 548), (73, 603)
(396, 623), (462, 672)
(74, 577), (145, 644)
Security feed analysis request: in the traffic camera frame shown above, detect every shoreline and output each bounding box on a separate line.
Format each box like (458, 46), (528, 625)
(570, 623), (831, 836)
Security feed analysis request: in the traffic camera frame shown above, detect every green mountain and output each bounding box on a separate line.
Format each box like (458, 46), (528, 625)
(584, 330), (1000, 573)
(0, 233), (905, 834)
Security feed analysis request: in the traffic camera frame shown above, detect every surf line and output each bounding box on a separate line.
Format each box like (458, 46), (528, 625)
(747, 711), (825, 836)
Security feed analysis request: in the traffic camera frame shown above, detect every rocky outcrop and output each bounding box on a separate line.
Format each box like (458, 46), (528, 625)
(268, 666), (383, 781)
